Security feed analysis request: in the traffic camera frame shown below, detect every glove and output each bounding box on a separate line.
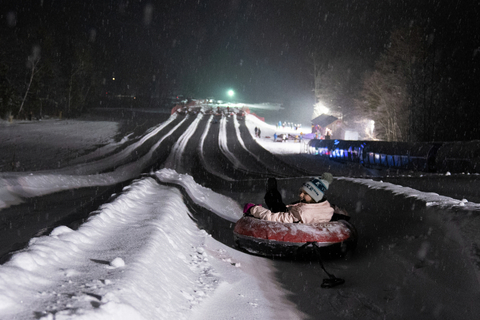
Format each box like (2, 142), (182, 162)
(243, 203), (262, 215)
(243, 203), (256, 214)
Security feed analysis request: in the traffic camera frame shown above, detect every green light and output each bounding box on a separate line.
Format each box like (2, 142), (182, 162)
(227, 89), (235, 97)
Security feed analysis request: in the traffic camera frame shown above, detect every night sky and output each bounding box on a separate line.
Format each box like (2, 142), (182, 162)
(2, 0), (479, 125)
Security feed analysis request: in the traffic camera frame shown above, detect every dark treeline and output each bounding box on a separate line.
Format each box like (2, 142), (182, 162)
(0, 0), (180, 120)
(1, 1), (102, 119)
(355, 21), (480, 143)
(311, 1), (480, 142)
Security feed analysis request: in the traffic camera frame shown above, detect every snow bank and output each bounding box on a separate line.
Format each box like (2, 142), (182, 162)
(0, 178), (223, 319)
(155, 169), (243, 222)
(0, 172), (303, 319)
(218, 116), (249, 170)
(163, 113), (203, 170)
(338, 177), (480, 211)
(0, 114), (184, 211)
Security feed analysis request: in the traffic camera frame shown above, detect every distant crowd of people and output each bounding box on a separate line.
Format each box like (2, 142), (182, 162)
(272, 132), (304, 143)
(277, 121), (302, 131)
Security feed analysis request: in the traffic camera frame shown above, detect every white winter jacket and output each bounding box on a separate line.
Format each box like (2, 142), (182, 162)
(249, 200), (334, 224)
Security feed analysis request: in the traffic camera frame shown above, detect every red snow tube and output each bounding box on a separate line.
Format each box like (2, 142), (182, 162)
(233, 216), (357, 258)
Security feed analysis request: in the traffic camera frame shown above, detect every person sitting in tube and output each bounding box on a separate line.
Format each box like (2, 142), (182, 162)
(244, 173), (349, 224)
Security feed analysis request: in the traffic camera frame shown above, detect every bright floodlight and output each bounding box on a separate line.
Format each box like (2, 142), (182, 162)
(227, 89), (235, 97)
(314, 101), (329, 114)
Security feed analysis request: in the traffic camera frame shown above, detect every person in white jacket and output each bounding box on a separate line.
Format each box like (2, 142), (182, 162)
(244, 173), (348, 224)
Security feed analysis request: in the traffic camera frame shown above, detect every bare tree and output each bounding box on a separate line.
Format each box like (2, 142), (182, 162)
(64, 40), (99, 117)
(357, 26), (427, 141)
(18, 45), (41, 117)
(359, 61), (408, 141)
(309, 49), (331, 106)
(310, 49), (366, 123)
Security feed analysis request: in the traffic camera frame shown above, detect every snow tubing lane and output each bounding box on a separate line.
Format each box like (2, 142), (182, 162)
(233, 216), (357, 258)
